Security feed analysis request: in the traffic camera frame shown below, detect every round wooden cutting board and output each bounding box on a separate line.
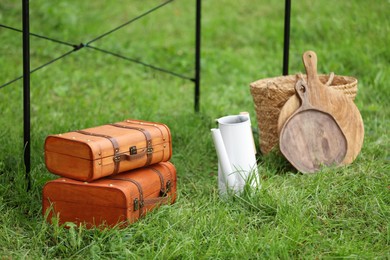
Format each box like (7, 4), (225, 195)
(279, 79), (347, 173)
(278, 51), (364, 165)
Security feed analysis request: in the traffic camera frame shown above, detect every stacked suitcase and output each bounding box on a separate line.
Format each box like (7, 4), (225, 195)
(42, 119), (177, 228)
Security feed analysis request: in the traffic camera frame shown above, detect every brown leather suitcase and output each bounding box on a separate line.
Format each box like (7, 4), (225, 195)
(42, 162), (177, 228)
(45, 119), (172, 181)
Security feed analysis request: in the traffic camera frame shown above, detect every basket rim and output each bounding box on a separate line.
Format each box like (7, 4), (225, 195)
(250, 74), (357, 89)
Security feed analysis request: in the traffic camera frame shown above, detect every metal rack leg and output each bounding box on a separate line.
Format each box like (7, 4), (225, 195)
(283, 0), (291, 75)
(22, 0), (31, 190)
(194, 0), (201, 112)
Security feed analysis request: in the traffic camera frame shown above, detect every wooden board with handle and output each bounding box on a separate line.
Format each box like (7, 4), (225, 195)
(278, 51), (364, 165)
(279, 79), (347, 173)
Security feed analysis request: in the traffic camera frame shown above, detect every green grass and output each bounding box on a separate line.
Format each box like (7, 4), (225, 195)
(1, 0), (389, 258)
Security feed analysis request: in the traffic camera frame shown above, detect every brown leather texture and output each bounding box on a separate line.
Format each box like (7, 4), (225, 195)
(42, 161), (177, 228)
(45, 119), (172, 181)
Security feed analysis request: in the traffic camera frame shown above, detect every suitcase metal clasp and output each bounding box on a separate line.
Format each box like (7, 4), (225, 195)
(113, 155), (121, 163)
(133, 198), (139, 211)
(161, 180), (172, 196)
(133, 198), (144, 211)
(129, 146), (137, 155)
(166, 180), (172, 193)
(147, 147), (153, 154)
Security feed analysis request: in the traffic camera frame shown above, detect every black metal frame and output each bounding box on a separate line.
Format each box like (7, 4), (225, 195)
(283, 0), (291, 75)
(18, 0), (290, 188)
(22, 0), (31, 190)
(194, 0), (202, 112)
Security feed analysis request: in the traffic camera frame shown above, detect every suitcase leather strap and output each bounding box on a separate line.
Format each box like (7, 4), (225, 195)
(108, 177), (145, 217)
(125, 120), (166, 140)
(76, 130), (121, 175)
(108, 168), (171, 217)
(110, 123), (153, 167)
(150, 168), (172, 196)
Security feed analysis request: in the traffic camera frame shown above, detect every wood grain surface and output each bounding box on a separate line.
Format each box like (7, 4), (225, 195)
(278, 51), (364, 165)
(279, 79), (347, 173)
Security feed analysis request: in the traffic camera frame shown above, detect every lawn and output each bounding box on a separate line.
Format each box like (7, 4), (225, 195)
(0, 0), (389, 258)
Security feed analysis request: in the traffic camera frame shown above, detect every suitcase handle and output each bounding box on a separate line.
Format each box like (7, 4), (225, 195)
(78, 126), (154, 175)
(114, 146), (154, 163)
(110, 123), (154, 167)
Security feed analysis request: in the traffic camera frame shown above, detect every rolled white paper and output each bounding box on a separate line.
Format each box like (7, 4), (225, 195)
(210, 128), (236, 188)
(217, 163), (227, 195)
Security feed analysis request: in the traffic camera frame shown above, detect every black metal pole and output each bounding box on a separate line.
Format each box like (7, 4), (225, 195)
(283, 0), (291, 75)
(194, 0), (201, 112)
(22, 0), (31, 190)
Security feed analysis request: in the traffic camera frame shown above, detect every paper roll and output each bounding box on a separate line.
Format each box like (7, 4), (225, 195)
(211, 128), (236, 188)
(218, 164), (227, 195)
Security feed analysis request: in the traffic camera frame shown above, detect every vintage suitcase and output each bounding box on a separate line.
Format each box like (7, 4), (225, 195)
(45, 119), (172, 181)
(42, 162), (177, 228)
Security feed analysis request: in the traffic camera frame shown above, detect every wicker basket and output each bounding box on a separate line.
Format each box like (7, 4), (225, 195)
(249, 74), (358, 155)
